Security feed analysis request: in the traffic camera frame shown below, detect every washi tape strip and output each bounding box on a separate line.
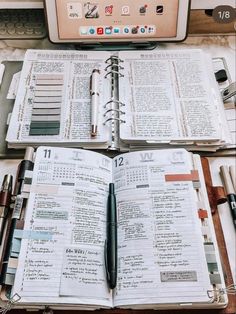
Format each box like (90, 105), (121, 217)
(8, 257), (18, 269)
(14, 230), (53, 241)
(165, 170), (199, 182)
(6, 267), (17, 275)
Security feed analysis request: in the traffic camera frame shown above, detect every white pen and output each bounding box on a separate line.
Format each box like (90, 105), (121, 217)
(0, 63), (5, 86)
(90, 69), (100, 137)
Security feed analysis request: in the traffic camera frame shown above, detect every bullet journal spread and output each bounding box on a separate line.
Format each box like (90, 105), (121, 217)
(6, 49), (231, 152)
(6, 147), (228, 310)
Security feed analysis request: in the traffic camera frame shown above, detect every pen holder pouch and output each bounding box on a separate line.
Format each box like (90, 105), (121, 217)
(201, 157), (227, 214)
(201, 157), (236, 313)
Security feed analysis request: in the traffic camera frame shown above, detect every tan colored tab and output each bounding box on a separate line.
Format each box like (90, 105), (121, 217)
(8, 258), (18, 269)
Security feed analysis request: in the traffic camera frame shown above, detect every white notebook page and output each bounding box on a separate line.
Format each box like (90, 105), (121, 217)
(6, 50), (111, 146)
(112, 149), (212, 307)
(13, 147), (113, 307)
(119, 49), (222, 142)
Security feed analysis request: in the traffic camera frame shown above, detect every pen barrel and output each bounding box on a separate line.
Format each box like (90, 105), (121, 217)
(0, 191), (11, 208)
(17, 160), (34, 180)
(0, 216), (6, 245)
(90, 69), (100, 137)
(91, 94), (99, 125)
(0, 204), (9, 245)
(14, 160), (34, 195)
(91, 69), (100, 95)
(227, 194), (236, 228)
(106, 192), (117, 289)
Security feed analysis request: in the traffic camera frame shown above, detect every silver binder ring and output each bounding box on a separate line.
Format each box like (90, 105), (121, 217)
(103, 117), (126, 125)
(105, 64), (124, 71)
(104, 99), (125, 108)
(104, 109), (125, 116)
(105, 70), (124, 79)
(105, 56), (124, 64)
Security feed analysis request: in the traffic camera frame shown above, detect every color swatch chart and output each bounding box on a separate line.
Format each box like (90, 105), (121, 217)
(29, 74), (64, 136)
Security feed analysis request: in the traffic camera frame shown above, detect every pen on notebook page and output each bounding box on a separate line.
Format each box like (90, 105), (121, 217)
(90, 69), (100, 137)
(105, 183), (117, 289)
(220, 166), (236, 229)
(0, 175), (13, 245)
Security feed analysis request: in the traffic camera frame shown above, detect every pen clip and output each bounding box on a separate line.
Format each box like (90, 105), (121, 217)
(104, 239), (110, 282)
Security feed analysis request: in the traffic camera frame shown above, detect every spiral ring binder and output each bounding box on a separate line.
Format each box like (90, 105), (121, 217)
(104, 108), (125, 116)
(105, 56), (124, 64)
(104, 99), (125, 108)
(103, 55), (126, 149)
(103, 117), (126, 125)
(105, 64), (124, 71)
(105, 70), (124, 79)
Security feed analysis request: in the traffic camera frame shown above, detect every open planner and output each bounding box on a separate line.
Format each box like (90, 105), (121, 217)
(0, 147), (229, 311)
(6, 48), (231, 152)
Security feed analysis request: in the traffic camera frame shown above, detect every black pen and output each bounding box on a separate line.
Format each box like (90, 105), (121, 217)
(12, 146), (34, 220)
(14, 147), (34, 197)
(0, 175), (13, 245)
(105, 183), (117, 289)
(220, 166), (236, 229)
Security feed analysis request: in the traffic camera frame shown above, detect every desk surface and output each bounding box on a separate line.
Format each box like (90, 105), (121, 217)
(0, 35), (235, 314)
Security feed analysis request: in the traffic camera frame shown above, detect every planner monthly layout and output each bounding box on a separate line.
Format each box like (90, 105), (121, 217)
(6, 49), (231, 151)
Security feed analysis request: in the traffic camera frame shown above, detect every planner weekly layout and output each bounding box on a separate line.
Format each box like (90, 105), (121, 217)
(7, 147), (228, 310)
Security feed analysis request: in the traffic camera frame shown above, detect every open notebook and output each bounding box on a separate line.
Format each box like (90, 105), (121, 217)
(1, 147), (228, 310)
(6, 49), (231, 152)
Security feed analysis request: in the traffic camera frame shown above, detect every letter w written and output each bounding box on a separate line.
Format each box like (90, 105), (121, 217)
(140, 152), (154, 162)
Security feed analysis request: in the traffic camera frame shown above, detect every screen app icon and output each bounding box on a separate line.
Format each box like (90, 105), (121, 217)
(139, 5), (147, 14)
(123, 26), (130, 34)
(80, 26), (87, 35)
(156, 5), (164, 14)
(97, 27), (104, 35)
(147, 25), (155, 33)
(105, 27), (112, 34)
(105, 5), (113, 15)
(131, 26), (138, 34)
(139, 26), (146, 34)
(84, 3), (99, 18)
(113, 27), (120, 34)
(88, 27), (96, 34)
(122, 6), (130, 15)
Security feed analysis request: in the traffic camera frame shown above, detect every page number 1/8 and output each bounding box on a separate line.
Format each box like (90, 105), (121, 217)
(212, 5), (235, 23)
